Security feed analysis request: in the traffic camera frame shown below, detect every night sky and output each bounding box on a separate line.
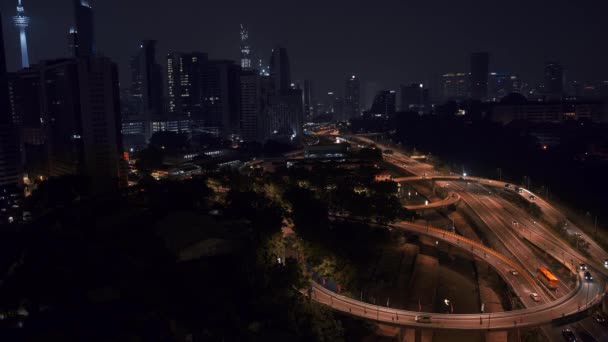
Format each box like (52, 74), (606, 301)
(1, 0), (607, 95)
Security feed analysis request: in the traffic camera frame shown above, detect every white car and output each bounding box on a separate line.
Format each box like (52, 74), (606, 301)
(530, 293), (541, 302)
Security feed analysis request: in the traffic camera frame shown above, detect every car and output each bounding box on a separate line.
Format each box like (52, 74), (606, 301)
(594, 313), (607, 325)
(561, 328), (577, 342)
(415, 315), (432, 323)
(578, 263), (588, 271)
(530, 293), (541, 302)
(509, 270), (519, 276)
(529, 195), (536, 200)
(584, 271), (593, 281)
(504, 183), (512, 188)
(512, 220), (519, 226)
(516, 187), (524, 193)
(604, 259), (608, 268)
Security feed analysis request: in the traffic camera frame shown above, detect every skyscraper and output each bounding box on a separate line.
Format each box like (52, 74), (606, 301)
(0, 10), (21, 192)
(266, 47), (303, 140)
(72, 0), (96, 58)
(441, 73), (468, 101)
(470, 52), (489, 101)
(167, 52), (208, 121)
(12, 0), (30, 68)
(13, 57), (126, 192)
(324, 91), (337, 117)
(302, 80), (314, 121)
(203, 60), (241, 136)
(240, 70), (264, 142)
(267, 89), (304, 139)
(544, 62), (565, 99)
(488, 72), (521, 101)
(400, 83), (429, 113)
(269, 47), (291, 94)
(240, 24), (252, 70)
(130, 40), (163, 138)
(369, 90), (396, 116)
(344, 75), (361, 120)
(68, 27), (79, 57)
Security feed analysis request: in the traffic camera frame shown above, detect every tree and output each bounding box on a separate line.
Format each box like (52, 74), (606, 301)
(135, 146), (165, 173)
(25, 175), (87, 212)
(370, 180), (398, 197)
(285, 187), (330, 242)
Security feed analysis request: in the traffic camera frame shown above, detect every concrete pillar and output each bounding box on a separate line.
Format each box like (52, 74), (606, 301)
(415, 328), (422, 342)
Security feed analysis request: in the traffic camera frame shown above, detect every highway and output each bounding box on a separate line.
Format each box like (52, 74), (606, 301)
(403, 192), (460, 211)
(308, 219), (604, 330)
(304, 134), (608, 333)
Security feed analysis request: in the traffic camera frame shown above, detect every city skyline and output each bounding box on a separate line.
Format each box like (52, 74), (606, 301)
(1, 1), (608, 341)
(1, 0), (608, 94)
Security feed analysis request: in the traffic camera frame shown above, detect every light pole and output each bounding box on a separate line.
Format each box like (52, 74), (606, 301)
(594, 215), (598, 240)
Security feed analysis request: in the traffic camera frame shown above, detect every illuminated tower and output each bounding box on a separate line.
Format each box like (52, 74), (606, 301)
(12, 0), (30, 68)
(240, 24), (252, 70)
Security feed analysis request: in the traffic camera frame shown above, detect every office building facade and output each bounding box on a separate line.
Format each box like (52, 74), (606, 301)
(544, 62), (565, 99)
(13, 57), (126, 192)
(202, 60), (241, 137)
(344, 75), (361, 120)
(470, 52), (489, 101)
(129, 40), (163, 139)
(0, 11), (20, 192)
(72, 0), (95, 58)
(369, 90), (396, 116)
(400, 83), (429, 113)
(441, 73), (468, 101)
(167, 52), (208, 122)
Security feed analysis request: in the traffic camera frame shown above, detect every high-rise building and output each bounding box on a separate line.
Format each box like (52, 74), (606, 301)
(240, 70), (265, 142)
(369, 90), (396, 116)
(400, 83), (429, 113)
(441, 73), (468, 100)
(269, 47), (291, 94)
(13, 57), (126, 192)
(488, 72), (521, 101)
(544, 62), (565, 99)
(12, 0), (30, 68)
(470, 52), (489, 100)
(203, 60), (241, 137)
(72, 0), (95, 58)
(68, 27), (79, 57)
(0, 11), (20, 192)
(130, 40), (163, 138)
(344, 75), (361, 120)
(302, 80), (314, 121)
(265, 47), (303, 140)
(167, 52), (208, 121)
(240, 24), (252, 70)
(267, 89), (304, 139)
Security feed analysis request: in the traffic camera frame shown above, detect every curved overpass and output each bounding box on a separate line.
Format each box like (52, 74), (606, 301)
(394, 175), (507, 188)
(403, 192), (461, 211)
(309, 220), (605, 330)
